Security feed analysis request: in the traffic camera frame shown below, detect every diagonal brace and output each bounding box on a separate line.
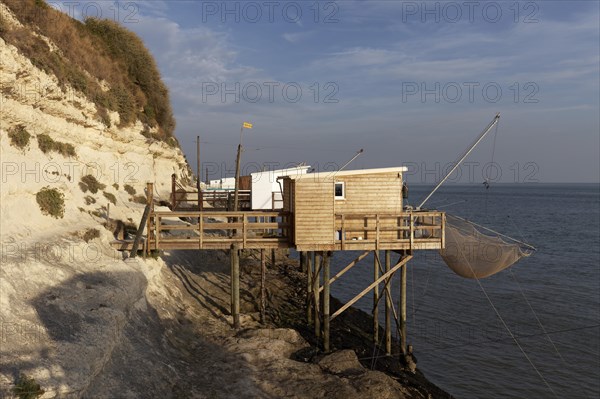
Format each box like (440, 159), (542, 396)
(331, 255), (413, 321)
(318, 250), (370, 293)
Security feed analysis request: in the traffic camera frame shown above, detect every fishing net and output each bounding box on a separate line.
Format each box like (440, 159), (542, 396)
(440, 215), (532, 279)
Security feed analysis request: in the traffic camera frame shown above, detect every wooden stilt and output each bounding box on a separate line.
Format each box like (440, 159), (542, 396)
(385, 250), (392, 355)
(400, 251), (408, 355)
(171, 174), (177, 209)
(313, 252), (321, 338)
(323, 251), (331, 352)
(231, 243), (240, 329)
(373, 250), (380, 344)
(260, 249), (266, 324)
(271, 248), (276, 266)
(307, 251), (313, 324)
(145, 182), (154, 257)
(131, 182), (153, 258)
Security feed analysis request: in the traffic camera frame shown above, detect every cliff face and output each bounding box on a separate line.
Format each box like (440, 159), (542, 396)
(0, 1), (190, 240)
(0, 2), (192, 396)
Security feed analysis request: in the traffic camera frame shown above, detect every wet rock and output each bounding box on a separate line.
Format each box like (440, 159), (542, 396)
(292, 346), (320, 363)
(237, 327), (304, 345)
(318, 349), (365, 376)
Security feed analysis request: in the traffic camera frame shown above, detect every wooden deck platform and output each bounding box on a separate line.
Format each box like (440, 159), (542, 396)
(111, 209), (445, 253)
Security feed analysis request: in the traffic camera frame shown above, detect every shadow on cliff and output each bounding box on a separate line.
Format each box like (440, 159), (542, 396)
(160, 248), (260, 318)
(0, 268), (271, 398)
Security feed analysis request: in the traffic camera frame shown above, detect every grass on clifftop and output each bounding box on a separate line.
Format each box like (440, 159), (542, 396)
(1, 0), (175, 140)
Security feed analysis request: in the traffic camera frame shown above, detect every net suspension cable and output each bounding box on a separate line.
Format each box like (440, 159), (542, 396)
(506, 216), (567, 365)
(461, 251), (559, 397)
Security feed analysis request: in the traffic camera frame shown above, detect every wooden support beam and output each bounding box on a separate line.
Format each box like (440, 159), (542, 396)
(198, 215), (203, 249)
(323, 251), (331, 352)
(145, 182), (153, 257)
(307, 251), (313, 324)
(400, 252), (408, 355)
(385, 250), (392, 355)
(230, 243), (240, 329)
(373, 250), (380, 344)
(318, 250), (370, 293)
(331, 255), (412, 321)
(171, 174), (177, 209)
(260, 249), (266, 324)
(313, 252), (322, 338)
(130, 182), (153, 258)
(300, 251), (306, 273)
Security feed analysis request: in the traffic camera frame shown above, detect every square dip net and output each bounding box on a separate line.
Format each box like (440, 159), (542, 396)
(440, 215), (533, 279)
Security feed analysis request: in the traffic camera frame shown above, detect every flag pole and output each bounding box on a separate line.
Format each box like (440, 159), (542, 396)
(234, 123), (252, 212)
(233, 126), (243, 212)
(197, 135), (202, 211)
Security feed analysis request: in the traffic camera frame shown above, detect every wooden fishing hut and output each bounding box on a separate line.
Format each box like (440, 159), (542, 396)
(116, 167), (445, 357)
(279, 167), (445, 354)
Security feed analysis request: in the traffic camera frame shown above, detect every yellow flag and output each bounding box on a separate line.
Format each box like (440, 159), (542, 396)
(242, 122), (253, 129)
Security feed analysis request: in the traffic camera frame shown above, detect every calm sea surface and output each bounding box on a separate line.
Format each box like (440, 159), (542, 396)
(326, 184), (599, 398)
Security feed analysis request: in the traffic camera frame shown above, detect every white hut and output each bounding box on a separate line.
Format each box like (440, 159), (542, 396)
(251, 165), (311, 210)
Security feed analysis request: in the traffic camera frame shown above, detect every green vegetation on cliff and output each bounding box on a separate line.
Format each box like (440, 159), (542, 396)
(0, 0), (175, 140)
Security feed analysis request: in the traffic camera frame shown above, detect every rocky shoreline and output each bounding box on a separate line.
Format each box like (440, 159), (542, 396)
(249, 253), (455, 399)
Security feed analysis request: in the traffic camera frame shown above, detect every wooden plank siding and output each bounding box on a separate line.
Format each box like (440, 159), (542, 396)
(290, 172), (404, 247)
(333, 173), (403, 214)
(334, 173), (403, 242)
(293, 179), (335, 246)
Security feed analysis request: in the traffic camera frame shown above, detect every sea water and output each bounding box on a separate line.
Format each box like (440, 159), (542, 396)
(329, 184), (599, 398)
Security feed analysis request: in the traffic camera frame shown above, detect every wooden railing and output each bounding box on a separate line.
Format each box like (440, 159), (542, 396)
(203, 190), (251, 211)
(171, 174), (199, 210)
(146, 211), (290, 251)
(334, 211), (445, 250)
(271, 192), (284, 210)
(170, 174), (251, 210)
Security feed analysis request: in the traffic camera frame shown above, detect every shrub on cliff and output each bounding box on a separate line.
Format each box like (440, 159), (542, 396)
(36, 134), (76, 157)
(124, 184), (136, 195)
(79, 175), (106, 194)
(8, 125), (30, 149)
(103, 191), (117, 205)
(83, 228), (101, 242)
(13, 373), (45, 399)
(36, 187), (65, 218)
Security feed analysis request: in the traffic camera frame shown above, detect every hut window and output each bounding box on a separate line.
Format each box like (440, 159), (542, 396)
(334, 182), (345, 199)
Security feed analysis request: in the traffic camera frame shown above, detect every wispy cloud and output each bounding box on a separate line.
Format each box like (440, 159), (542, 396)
(118, 0), (598, 182)
(282, 31), (315, 43)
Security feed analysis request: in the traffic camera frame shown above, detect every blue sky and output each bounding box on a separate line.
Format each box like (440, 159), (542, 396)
(64, 1), (599, 183)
